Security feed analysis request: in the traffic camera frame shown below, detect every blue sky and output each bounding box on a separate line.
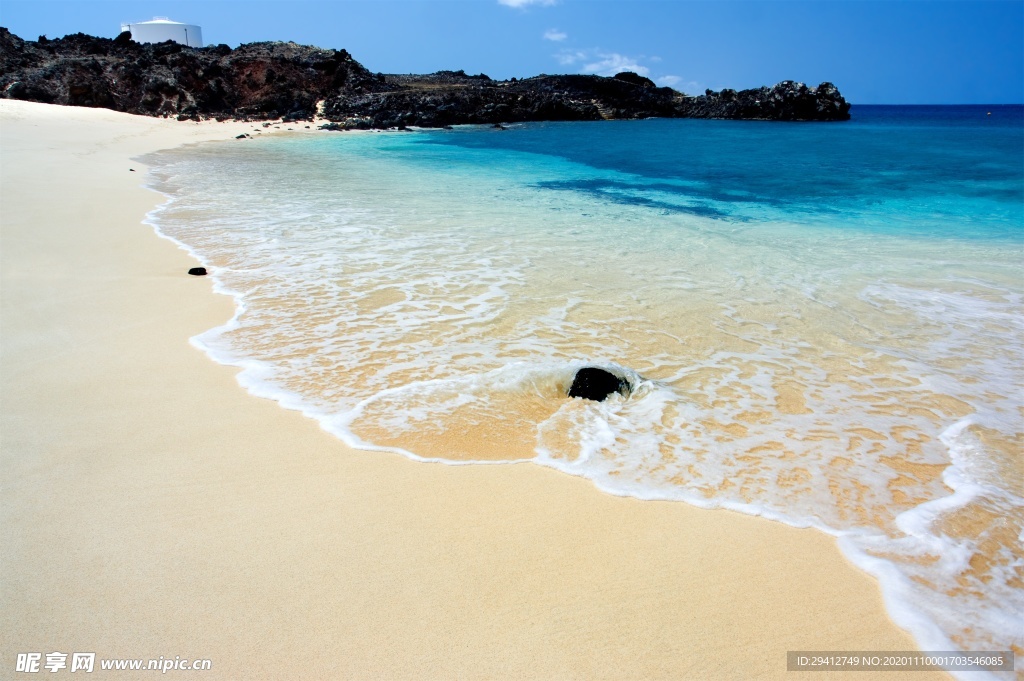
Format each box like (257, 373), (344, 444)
(1, 1), (1021, 104)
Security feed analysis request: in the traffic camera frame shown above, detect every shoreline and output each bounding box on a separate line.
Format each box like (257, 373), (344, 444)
(0, 100), (948, 679)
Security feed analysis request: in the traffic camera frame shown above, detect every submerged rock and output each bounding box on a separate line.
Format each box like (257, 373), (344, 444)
(568, 367), (629, 402)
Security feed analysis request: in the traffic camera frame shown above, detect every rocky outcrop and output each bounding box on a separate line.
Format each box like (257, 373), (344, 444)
(321, 72), (686, 129)
(677, 81), (850, 121)
(0, 29), (851, 125)
(0, 28), (387, 120)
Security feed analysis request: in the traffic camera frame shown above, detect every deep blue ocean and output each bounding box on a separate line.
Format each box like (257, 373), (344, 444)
(146, 104), (1024, 669)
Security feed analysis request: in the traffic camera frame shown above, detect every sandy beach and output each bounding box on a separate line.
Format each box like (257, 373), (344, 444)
(0, 100), (948, 679)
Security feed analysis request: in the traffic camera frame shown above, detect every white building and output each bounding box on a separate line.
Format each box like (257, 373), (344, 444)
(119, 17), (203, 48)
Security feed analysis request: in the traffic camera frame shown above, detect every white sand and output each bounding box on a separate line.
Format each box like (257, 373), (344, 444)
(0, 100), (948, 679)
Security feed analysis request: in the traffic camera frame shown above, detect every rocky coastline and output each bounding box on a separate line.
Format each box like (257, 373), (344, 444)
(0, 29), (851, 127)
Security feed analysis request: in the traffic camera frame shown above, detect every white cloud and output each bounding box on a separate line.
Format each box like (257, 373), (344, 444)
(543, 29), (567, 42)
(498, 0), (557, 7)
(556, 50), (588, 66)
(553, 47), (693, 86)
(556, 48), (652, 77)
(551, 47), (700, 91)
(581, 52), (650, 78)
(657, 76), (702, 93)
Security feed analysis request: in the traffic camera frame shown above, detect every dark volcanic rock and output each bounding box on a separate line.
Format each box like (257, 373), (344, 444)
(613, 71), (656, 88)
(676, 80), (850, 121)
(568, 367), (629, 402)
(187, 267), (207, 276)
(0, 28), (387, 120)
(321, 71), (684, 128)
(0, 28), (851, 124)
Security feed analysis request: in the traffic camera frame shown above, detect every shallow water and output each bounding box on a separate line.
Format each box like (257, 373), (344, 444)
(144, 106), (1024, 672)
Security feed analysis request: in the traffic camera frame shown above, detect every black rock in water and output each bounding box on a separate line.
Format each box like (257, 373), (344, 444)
(568, 367), (629, 402)
(187, 267), (207, 276)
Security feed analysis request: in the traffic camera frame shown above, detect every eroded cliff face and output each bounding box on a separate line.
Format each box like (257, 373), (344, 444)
(0, 29), (851, 126)
(0, 29), (386, 120)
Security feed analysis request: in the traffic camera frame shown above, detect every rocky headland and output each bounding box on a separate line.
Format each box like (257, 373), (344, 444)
(0, 29), (851, 127)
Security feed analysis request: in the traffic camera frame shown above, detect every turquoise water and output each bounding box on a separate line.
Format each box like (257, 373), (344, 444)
(145, 106), (1023, 671)
(427, 105), (1023, 238)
